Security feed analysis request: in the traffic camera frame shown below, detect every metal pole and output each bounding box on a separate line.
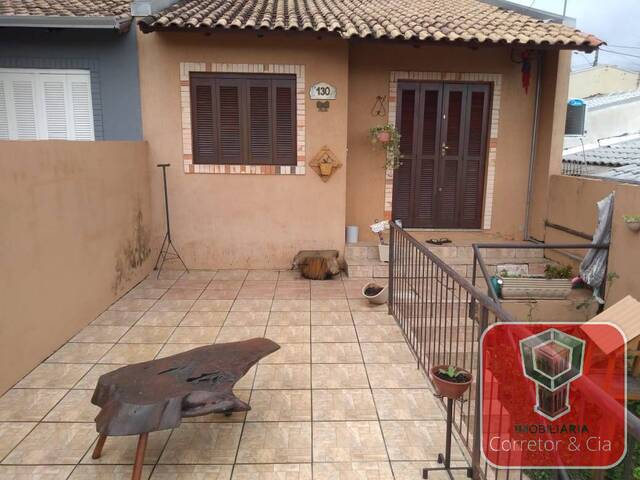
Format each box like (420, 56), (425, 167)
(159, 164), (171, 242)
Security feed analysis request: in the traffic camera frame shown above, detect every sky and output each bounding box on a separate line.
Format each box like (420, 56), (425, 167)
(509, 0), (640, 71)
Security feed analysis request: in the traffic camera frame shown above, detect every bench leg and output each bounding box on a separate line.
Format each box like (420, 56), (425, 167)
(131, 432), (148, 480)
(92, 434), (107, 459)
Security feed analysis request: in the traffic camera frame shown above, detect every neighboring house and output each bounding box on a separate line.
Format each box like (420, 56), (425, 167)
(0, 0), (142, 140)
(564, 89), (640, 149)
(130, 0), (601, 267)
(569, 64), (640, 99)
(563, 135), (640, 183)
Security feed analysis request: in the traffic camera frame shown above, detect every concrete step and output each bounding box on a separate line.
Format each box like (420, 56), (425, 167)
(344, 257), (389, 278)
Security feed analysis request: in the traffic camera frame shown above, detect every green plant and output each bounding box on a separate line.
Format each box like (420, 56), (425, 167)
(498, 269), (522, 278)
(438, 366), (460, 379)
(544, 264), (573, 279)
(369, 124), (402, 170)
(623, 214), (640, 223)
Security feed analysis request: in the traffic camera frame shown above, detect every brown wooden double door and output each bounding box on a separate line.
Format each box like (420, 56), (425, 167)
(392, 81), (491, 229)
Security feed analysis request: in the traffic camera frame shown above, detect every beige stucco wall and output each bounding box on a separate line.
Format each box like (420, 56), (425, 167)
(346, 42), (539, 241)
(545, 174), (640, 305)
(569, 65), (640, 99)
(0, 141), (152, 394)
(136, 30), (349, 269)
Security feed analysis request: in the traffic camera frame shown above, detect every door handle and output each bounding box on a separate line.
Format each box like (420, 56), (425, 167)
(441, 143), (449, 156)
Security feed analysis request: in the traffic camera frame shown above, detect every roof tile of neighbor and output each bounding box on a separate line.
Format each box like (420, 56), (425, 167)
(138, 0), (602, 50)
(584, 89), (640, 109)
(0, 0), (131, 20)
(563, 138), (640, 167)
(593, 164), (640, 185)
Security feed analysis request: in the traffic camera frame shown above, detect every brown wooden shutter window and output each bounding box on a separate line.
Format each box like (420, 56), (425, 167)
(190, 73), (297, 166)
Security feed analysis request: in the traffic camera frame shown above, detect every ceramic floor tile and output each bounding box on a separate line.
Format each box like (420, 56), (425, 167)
(265, 326), (310, 343)
(150, 299), (196, 312)
(351, 312), (396, 326)
(310, 311), (353, 326)
(278, 270), (305, 281)
(216, 326), (265, 343)
(311, 343), (363, 364)
(124, 287), (167, 300)
(136, 311), (186, 327)
(313, 421), (387, 462)
(246, 270), (280, 281)
(271, 300), (310, 312)
(372, 389), (442, 420)
(180, 311), (227, 326)
(15, 363), (92, 389)
(200, 289), (239, 300)
(158, 423), (242, 464)
(381, 421), (465, 461)
(0, 423), (36, 461)
(312, 325), (358, 343)
(214, 270), (249, 280)
(365, 365), (430, 389)
(348, 300), (388, 312)
(261, 343), (310, 364)
(0, 465), (74, 479)
(390, 461), (470, 480)
(74, 364), (123, 389)
(155, 270), (185, 281)
(232, 464), (311, 480)
(69, 465), (152, 479)
(312, 364), (369, 389)
(311, 299), (350, 312)
(139, 278), (176, 289)
(109, 298), (155, 312)
(162, 288), (204, 300)
(246, 390), (311, 421)
(2, 422), (96, 465)
(313, 462), (393, 480)
(355, 326), (405, 343)
(231, 299), (273, 312)
(91, 311), (143, 327)
(312, 389), (377, 421)
(43, 389), (98, 423)
(99, 343), (162, 364)
(119, 326), (175, 343)
(156, 343), (208, 359)
(237, 422), (311, 463)
(82, 430), (171, 465)
(180, 270), (218, 281)
(274, 288), (310, 300)
(0, 389), (66, 421)
(46, 342), (113, 363)
(254, 364), (311, 389)
(168, 326), (219, 343)
(173, 278), (212, 289)
(224, 311), (269, 326)
(191, 300), (234, 312)
(268, 311), (310, 326)
(208, 280), (243, 290)
(235, 365), (257, 390)
(70, 325), (129, 343)
(150, 464), (232, 479)
(360, 343), (415, 364)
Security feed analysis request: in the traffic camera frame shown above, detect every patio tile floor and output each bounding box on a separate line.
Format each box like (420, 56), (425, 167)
(0, 269), (469, 479)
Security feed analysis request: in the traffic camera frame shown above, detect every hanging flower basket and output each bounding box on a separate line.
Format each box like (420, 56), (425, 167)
(369, 124), (402, 170)
(319, 162), (333, 176)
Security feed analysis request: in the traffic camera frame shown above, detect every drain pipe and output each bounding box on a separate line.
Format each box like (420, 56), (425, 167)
(523, 52), (544, 241)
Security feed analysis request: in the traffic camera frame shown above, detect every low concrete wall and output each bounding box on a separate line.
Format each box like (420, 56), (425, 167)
(545, 174), (640, 305)
(0, 140), (153, 394)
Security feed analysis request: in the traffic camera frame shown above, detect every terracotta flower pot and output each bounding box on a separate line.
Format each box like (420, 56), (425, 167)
(376, 131), (391, 143)
(430, 365), (472, 399)
(319, 163), (333, 176)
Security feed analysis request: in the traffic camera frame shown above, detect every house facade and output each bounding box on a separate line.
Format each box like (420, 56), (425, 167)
(133, 0), (598, 268)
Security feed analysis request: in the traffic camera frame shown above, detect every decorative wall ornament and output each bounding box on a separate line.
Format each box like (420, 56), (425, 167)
(310, 146), (342, 182)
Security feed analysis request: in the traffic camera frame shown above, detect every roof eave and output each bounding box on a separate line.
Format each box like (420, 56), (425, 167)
(0, 15), (131, 32)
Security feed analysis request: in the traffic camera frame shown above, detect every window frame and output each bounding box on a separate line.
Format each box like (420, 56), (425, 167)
(189, 72), (297, 166)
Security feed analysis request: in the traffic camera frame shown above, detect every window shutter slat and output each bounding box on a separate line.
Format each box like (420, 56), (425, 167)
(192, 82), (216, 164)
(248, 82), (272, 164)
(218, 82), (242, 163)
(392, 85), (418, 226)
(11, 78), (37, 139)
(273, 80), (296, 165)
(0, 80), (9, 140)
(42, 77), (69, 140)
(69, 76), (94, 140)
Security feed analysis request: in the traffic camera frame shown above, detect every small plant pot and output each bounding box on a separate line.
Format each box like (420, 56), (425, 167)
(625, 221), (640, 233)
(430, 365), (472, 400)
(376, 131), (391, 143)
(319, 163), (333, 176)
(362, 282), (389, 305)
(378, 244), (389, 262)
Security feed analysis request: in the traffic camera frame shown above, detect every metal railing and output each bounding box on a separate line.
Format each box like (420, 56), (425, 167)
(388, 221), (638, 480)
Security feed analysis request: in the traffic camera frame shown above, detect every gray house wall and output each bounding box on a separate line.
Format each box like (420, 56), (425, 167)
(0, 27), (142, 141)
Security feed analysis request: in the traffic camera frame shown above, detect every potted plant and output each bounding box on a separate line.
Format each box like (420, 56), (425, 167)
(369, 124), (402, 170)
(623, 214), (640, 232)
(498, 264), (573, 300)
(430, 365), (472, 399)
(318, 157), (333, 176)
(370, 220), (389, 262)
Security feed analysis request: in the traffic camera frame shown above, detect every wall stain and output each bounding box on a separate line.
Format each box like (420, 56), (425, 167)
(113, 209), (151, 294)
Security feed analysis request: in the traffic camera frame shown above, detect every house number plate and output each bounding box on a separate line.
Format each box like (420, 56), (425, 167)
(309, 82), (337, 100)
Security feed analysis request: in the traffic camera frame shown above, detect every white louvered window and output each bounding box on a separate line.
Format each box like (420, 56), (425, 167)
(0, 68), (94, 141)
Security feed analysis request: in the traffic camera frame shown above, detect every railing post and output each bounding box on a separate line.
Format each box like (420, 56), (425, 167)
(471, 306), (489, 479)
(388, 222), (395, 316)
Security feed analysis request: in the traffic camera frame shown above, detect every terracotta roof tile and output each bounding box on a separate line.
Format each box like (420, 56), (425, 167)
(138, 0), (602, 50)
(0, 0), (131, 21)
